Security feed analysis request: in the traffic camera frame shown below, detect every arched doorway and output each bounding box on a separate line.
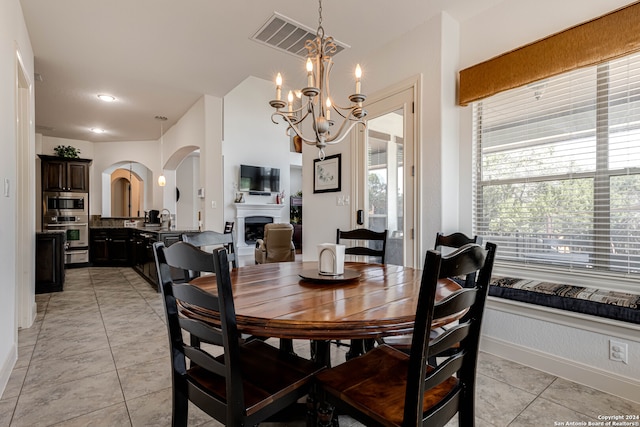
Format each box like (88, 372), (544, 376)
(110, 167), (143, 217)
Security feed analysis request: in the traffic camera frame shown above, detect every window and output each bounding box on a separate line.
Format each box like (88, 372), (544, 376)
(473, 51), (640, 277)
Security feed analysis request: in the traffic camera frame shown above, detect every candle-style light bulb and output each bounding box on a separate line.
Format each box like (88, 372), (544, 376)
(288, 90), (294, 112)
(355, 64), (362, 94)
(306, 58), (314, 87)
(326, 98), (332, 121)
(276, 73), (282, 100)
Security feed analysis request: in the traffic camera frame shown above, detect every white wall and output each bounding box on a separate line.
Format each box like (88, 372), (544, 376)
(0, 0), (34, 399)
(222, 76), (291, 231)
(202, 95), (224, 232)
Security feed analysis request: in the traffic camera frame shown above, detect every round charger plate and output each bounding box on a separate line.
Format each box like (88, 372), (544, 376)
(299, 268), (361, 283)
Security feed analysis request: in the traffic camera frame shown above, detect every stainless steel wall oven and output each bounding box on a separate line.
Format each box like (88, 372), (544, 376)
(43, 192), (90, 265)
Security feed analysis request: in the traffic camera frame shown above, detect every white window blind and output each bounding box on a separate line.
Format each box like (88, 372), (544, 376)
(473, 51), (640, 277)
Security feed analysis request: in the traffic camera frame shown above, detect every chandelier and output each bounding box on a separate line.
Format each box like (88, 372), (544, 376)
(269, 0), (367, 160)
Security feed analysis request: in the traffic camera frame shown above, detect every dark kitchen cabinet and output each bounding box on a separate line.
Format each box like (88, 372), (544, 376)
(132, 230), (158, 287)
(109, 229), (132, 264)
(36, 232), (65, 293)
(131, 230), (183, 289)
(90, 228), (132, 266)
(90, 229), (110, 264)
(39, 155), (91, 192)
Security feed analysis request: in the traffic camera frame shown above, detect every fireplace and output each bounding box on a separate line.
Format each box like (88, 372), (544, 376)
(235, 203), (285, 255)
(244, 216), (273, 245)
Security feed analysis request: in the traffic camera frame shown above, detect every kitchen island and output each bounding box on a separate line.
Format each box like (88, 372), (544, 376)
(89, 221), (198, 287)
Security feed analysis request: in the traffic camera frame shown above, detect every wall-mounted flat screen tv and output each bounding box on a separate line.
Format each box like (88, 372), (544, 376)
(239, 164), (280, 193)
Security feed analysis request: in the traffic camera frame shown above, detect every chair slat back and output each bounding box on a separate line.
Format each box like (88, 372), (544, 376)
(403, 242), (496, 426)
(336, 228), (388, 264)
(435, 232), (480, 288)
(153, 241), (246, 422)
(434, 231), (479, 252)
(182, 230), (237, 269)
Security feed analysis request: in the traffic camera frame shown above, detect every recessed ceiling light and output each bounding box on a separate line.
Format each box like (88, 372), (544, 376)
(97, 94), (116, 102)
(90, 128), (105, 134)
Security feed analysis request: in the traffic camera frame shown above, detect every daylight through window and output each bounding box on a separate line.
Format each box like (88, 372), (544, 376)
(473, 51), (640, 277)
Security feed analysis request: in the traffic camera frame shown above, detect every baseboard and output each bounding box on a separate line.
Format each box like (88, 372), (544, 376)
(0, 343), (18, 399)
(480, 335), (640, 404)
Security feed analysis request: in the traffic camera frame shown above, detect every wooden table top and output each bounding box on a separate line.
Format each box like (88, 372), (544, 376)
(187, 261), (463, 341)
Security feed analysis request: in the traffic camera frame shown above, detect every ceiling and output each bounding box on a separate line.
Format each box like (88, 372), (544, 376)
(20, 0), (505, 142)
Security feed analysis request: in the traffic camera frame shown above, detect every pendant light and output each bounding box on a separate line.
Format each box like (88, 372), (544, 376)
(155, 115), (167, 186)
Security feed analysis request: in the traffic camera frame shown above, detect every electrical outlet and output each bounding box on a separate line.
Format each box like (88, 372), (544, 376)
(211, 201), (217, 208)
(609, 339), (628, 364)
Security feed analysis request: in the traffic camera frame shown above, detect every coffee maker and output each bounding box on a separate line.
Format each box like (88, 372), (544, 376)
(148, 210), (160, 224)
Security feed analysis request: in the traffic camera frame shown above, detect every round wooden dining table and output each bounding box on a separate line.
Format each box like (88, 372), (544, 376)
(186, 260), (463, 364)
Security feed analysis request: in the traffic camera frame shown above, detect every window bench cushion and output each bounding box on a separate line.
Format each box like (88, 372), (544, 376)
(489, 277), (640, 324)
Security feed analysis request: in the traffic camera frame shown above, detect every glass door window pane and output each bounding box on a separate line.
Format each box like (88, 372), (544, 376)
(367, 109), (404, 265)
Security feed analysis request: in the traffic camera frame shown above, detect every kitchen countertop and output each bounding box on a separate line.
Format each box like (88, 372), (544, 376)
(89, 225), (199, 234)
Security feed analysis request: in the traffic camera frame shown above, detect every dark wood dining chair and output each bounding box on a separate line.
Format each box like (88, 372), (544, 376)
(181, 230), (237, 269)
(153, 241), (323, 427)
(336, 228), (388, 264)
(435, 231), (479, 253)
(182, 230), (294, 354)
(381, 231), (481, 352)
(335, 228), (388, 358)
(315, 242), (497, 427)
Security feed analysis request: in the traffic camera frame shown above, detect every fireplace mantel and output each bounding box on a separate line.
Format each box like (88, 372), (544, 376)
(235, 203), (285, 216)
(235, 203), (285, 255)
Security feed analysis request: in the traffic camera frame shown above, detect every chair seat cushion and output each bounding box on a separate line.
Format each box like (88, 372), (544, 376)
(187, 339), (322, 415)
(315, 345), (458, 426)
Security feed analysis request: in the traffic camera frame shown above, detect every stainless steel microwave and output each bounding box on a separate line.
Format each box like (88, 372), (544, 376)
(43, 192), (88, 216)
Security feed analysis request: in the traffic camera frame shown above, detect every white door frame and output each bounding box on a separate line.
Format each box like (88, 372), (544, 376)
(350, 75), (421, 267)
(15, 46), (36, 329)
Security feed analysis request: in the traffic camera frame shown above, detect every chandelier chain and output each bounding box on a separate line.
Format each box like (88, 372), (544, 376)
(317, 0), (324, 39)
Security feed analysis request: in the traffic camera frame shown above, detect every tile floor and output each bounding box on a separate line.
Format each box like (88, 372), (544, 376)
(1, 266), (638, 427)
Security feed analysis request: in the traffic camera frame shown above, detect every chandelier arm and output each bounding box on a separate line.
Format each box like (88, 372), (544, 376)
(330, 101), (355, 112)
(275, 113), (320, 145)
(330, 106), (349, 120)
(324, 119), (365, 144)
(271, 104), (312, 124)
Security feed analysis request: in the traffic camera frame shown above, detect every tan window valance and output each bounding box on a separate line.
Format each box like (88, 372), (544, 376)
(458, 1), (640, 106)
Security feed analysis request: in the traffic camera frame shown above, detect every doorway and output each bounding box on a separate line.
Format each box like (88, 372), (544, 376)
(354, 85), (416, 266)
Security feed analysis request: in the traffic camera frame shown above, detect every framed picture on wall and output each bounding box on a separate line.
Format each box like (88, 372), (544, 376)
(313, 154), (341, 193)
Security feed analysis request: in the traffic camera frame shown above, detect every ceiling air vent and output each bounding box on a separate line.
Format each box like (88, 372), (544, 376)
(252, 12), (348, 59)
